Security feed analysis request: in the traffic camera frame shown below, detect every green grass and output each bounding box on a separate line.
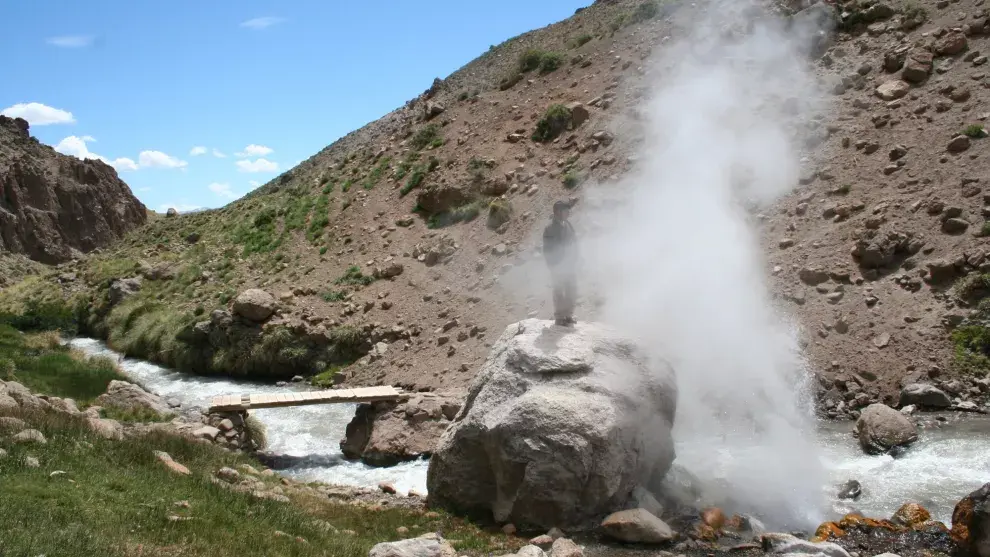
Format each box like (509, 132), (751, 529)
(0, 409), (516, 557)
(979, 222), (990, 238)
(532, 104), (572, 143)
(306, 194), (331, 243)
(0, 325), (122, 405)
(628, 0), (660, 24)
(951, 275), (990, 375)
(310, 364), (347, 388)
(486, 199), (512, 230)
(400, 167), (427, 197)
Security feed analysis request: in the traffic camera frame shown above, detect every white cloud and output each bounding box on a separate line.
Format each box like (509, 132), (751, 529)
(138, 150), (187, 169)
(212, 149), (226, 158)
(240, 16), (285, 29)
(236, 158), (279, 173)
(46, 35), (94, 48)
(189, 146), (208, 156)
(1, 102), (75, 125)
(137, 187), (152, 193)
(54, 135), (138, 171)
(208, 182), (238, 199)
(236, 144), (273, 157)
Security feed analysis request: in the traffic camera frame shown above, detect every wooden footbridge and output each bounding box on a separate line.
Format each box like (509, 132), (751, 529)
(208, 386), (407, 413)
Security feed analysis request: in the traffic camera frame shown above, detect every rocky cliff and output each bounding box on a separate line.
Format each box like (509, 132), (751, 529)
(0, 115), (147, 263)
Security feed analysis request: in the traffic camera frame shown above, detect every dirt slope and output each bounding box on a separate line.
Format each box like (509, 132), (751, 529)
(0, 115), (148, 264)
(5, 0), (989, 416)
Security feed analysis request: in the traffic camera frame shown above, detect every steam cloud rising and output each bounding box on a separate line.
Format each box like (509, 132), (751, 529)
(506, 0), (834, 528)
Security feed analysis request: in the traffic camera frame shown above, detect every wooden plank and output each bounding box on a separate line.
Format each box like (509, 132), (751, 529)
(207, 384), (406, 412)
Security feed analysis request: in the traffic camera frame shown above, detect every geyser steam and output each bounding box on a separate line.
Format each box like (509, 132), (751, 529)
(574, 0), (831, 528)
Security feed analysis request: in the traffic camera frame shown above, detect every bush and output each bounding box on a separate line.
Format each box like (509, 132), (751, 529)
(410, 124), (442, 150)
(539, 52), (564, 74)
(532, 104), (572, 142)
(427, 201), (484, 229)
(321, 290), (347, 302)
(400, 167), (427, 197)
(487, 199), (512, 230)
(568, 34), (594, 49)
(963, 124), (987, 138)
(629, 0), (660, 24)
(334, 266), (374, 287)
(499, 72), (523, 91)
(562, 171), (582, 189)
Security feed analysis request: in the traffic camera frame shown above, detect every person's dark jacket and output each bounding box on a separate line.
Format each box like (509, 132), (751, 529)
(543, 219), (578, 270)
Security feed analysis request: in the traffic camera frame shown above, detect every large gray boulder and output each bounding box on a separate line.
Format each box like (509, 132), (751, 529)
(426, 319), (677, 531)
(96, 380), (172, 419)
(232, 289), (277, 322)
(899, 383), (951, 409)
(855, 403), (918, 455)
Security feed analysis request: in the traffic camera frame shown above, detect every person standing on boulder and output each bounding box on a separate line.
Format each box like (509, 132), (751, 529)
(543, 200), (579, 326)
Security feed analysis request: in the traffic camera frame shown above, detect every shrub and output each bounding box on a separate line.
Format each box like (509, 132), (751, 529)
(532, 104), (572, 142)
(539, 52), (564, 74)
(334, 266), (374, 287)
(568, 34), (594, 49)
(963, 124), (986, 138)
(519, 49), (547, 72)
(427, 200), (484, 229)
(499, 72), (523, 91)
(629, 1), (660, 24)
(562, 171), (582, 189)
(980, 221), (990, 238)
(400, 167), (427, 197)
(410, 124), (442, 150)
(487, 199), (512, 230)
(321, 290), (347, 302)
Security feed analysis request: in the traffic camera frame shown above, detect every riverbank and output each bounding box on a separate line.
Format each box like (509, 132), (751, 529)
(0, 325), (518, 556)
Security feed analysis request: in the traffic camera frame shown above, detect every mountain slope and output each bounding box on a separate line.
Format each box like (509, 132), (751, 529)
(3, 0), (989, 417)
(0, 115), (148, 264)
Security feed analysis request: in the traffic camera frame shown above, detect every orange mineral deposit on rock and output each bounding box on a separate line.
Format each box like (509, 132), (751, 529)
(892, 502), (931, 528)
(701, 507), (726, 530)
(811, 521), (846, 542)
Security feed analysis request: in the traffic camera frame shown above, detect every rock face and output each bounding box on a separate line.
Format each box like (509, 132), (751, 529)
(426, 319), (677, 531)
(96, 380), (172, 418)
(855, 403), (918, 455)
(340, 392), (460, 466)
(952, 483), (990, 557)
(0, 115), (147, 263)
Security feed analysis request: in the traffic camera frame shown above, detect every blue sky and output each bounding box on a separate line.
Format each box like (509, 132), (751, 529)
(2, 1), (587, 213)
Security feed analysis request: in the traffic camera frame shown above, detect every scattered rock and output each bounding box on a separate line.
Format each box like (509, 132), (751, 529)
(875, 80), (910, 101)
(549, 538), (583, 557)
(12, 429), (46, 444)
(892, 502), (931, 528)
(762, 533), (851, 557)
(154, 451), (191, 475)
(367, 536), (457, 557)
(109, 277), (142, 305)
(947, 135), (972, 153)
(600, 509), (675, 544)
(216, 467), (240, 483)
(837, 479), (862, 500)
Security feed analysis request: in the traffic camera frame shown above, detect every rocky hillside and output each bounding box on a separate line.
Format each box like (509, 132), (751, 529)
(3, 0), (989, 416)
(0, 115), (148, 264)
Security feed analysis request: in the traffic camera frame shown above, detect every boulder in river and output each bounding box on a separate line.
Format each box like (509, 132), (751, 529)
(426, 319), (677, 531)
(899, 383), (951, 409)
(340, 392), (460, 466)
(952, 482), (990, 557)
(855, 403), (918, 455)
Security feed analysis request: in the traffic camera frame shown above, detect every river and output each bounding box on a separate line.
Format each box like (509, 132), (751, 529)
(69, 337), (989, 526)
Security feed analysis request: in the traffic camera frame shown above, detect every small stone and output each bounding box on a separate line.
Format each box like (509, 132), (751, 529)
(216, 467), (240, 483)
(154, 451), (191, 475)
(947, 135), (972, 153)
(600, 509), (675, 544)
(873, 332), (891, 348)
(378, 482), (397, 494)
(875, 80), (910, 101)
(24, 456), (40, 468)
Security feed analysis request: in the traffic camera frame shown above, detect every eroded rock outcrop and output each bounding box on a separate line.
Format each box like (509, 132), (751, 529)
(426, 319), (677, 531)
(0, 115), (147, 263)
